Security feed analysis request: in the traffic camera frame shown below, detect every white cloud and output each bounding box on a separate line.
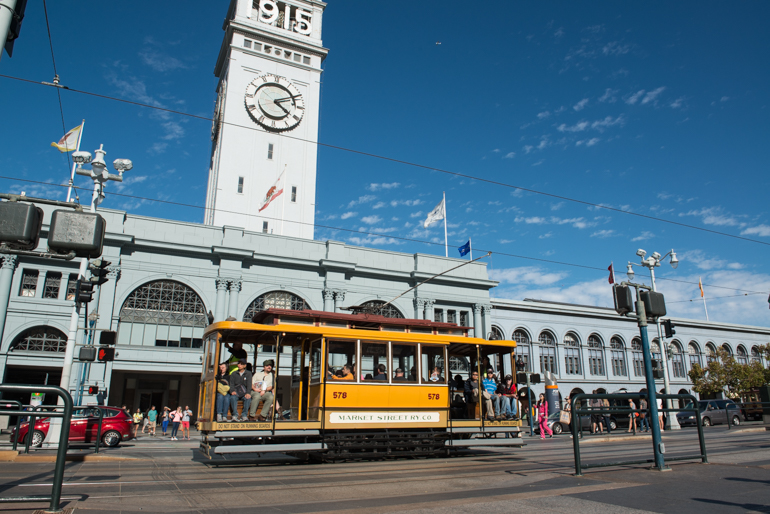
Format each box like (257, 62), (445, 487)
(642, 86), (666, 105)
(514, 216), (548, 225)
(139, 50), (187, 72)
(504, 152), (516, 159)
(348, 235), (404, 246)
(489, 266), (568, 286)
(537, 111), (551, 119)
(557, 121), (589, 133)
(681, 207), (746, 228)
(741, 225), (770, 237)
(499, 239), (514, 244)
(550, 202), (564, 211)
(367, 182), (400, 191)
(680, 250), (743, 271)
(523, 145), (534, 154)
(409, 211), (423, 218)
(390, 199), (422, 207)
(631, 231), (655, 242)
(586, 138), (600, 146)
(626, 90), (645, 105)
(340, 211), (356, 220)
(670, 97), (684, 109)
(598, 88), (618, 103)
(372, 202), (386, 209)
(591, 115), (625, 130)
(537, 138), (550, 150)
(539, 232), (553, 239)
(720, 96), (730, 102)
(492, 149), (501, 153)
(602, 42), (630, 56)
(590, 229), (615, 238)
(161, 121), (184, 140)
(573, 98), (589, 111)
(148, 142), (168, 154)
(348, 195), (376, 207)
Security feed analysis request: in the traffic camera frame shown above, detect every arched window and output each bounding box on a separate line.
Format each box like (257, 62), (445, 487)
(706, 343), (717, 363)
(490, 326), (504, 340)
(355, 300), (404, 319)
(751, 346), (762, 365)
(671, 340), (685, 377)
(721, 344), (733, 358)
(119, 280), (207, 348)
(538, 331), (557, 374)
(587, 334), (604, 376)
(736, 345), (748, 365)
(513, 329), (531, 372)
(631, 337), (644, 377)
(243, 290), (308, 321)
(610, 336), (626, 376)
(688, 341), (701, 368)
(10, 326), (67, 352)
(563, 332), (581, 375)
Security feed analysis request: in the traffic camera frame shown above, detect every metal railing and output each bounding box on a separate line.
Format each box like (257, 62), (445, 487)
(0, 385), (73, 513)
(570, 393), (708, 476)
(723, 400), (770, 430)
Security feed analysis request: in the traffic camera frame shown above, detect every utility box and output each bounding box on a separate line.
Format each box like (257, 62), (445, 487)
(48, 210), (106, 258)
(641, 291), (667, 318)
(0, 202), (43, 250)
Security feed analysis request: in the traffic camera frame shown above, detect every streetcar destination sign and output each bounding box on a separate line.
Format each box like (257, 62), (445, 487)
(329, 412), (440, 423)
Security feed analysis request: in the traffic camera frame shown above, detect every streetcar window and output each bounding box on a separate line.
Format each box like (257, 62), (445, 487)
(392, 343), (418, 383)
(309, 339), (322, 383)
(327, 340), (357, 381)
(421, 345), (446, 384)
(361, 342), (388, 382)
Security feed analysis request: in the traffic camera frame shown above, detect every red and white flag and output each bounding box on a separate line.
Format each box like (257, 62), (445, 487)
(258, 171), (284, 212)
(608, 263), (615, 284)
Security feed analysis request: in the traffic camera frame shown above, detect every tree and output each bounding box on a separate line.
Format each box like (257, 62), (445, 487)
(688, 347), (770, 398)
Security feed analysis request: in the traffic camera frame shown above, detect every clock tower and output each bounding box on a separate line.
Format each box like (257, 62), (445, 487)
(204, 0), (327, 239)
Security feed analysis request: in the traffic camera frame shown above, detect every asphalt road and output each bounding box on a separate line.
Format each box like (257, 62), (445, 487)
(0, 424), (769, 513)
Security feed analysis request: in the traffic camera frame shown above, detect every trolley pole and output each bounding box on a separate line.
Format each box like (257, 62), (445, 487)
(633, 286), (667, 471)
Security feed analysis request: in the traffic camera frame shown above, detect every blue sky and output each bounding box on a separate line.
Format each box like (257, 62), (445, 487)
(2, 1), (769, 326)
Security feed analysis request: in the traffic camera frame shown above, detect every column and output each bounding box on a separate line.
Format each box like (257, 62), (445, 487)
(214, 278), (229, 322)
(333, 290), (346, 313)
(227, 279), (242, 320)
(322, 289), (334, 312)
(424, 299), (435, 322)
(0, 255), (17, 383)
(481, 304), (493, 340)
(413, 298), (426, 319)
(472, 304), (483, 338)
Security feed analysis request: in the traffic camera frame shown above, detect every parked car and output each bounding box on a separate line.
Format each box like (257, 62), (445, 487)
(12, 406), (134, 447)
(676, 399), (740, 427)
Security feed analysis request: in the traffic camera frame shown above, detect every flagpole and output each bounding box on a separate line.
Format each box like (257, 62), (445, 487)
(611, 261), (616, 283)
(443, 191), (447, 258)
(702, 293), (709, 322)
(66, 120), (85, 203)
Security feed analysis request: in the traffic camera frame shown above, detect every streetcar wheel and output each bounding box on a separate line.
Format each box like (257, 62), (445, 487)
(102, 430), (121, 447)
(731, 415), (741, 426)
(31, 430), (45, 447)
(702, 417), (711, 427)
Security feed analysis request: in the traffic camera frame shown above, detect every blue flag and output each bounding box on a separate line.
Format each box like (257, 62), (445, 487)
(458, 240), (470, 257)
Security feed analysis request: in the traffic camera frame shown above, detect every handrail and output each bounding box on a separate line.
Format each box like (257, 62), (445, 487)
(0, 385), (73, 513)
(570, 393), (707, 476)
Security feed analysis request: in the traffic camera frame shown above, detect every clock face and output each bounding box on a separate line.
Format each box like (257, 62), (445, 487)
(245, 74), (304, 132)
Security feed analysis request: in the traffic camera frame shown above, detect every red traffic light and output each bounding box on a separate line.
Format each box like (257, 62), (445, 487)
(97, 347), (115, 362)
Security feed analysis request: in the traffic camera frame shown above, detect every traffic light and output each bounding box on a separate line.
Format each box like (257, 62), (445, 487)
(530, 373), (542, 384)
(640, 290), (667, 318)
(99, 331), (116, 345)
(74, 279), (94, 304)
(78, 346), (96, 361)
(88, 385), (99, 395)
(612, 284), (634, 315)
(651, 359), (664, 379)
(89, 259), (111, 286)
(97, 347), (115, 362)
(663, 319), (676, 338)
(0, 201), (43, 250)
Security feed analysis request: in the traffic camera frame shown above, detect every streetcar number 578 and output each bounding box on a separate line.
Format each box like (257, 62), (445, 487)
(428, 393), (440, 400)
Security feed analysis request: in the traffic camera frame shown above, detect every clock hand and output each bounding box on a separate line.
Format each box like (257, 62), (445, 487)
(274, 95), (298, 104)
(275, 101), (290, 115)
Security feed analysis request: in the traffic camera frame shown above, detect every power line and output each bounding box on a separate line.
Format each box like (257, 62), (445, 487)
(1, 174), (767, 298)
(667, 293), (765, 304)
(1, 72), (769, 248)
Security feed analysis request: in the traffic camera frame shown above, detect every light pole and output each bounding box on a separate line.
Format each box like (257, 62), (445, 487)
(627, 248), (681, 431)
(45, 144), (131, 446)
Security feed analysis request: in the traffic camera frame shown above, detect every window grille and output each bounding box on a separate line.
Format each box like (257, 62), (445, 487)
(243, 291), (309, 321)
(459, 311), (469, 327)
(43, 272), (62, 299)
(119, 280), (207, 327)
(751, 346), (762, 365)
(490, 326), (504, 340)
(671, 342), (685, 377)
(263, 221), (268, 233)
(736, 346), (748, 365)
(587, 334), (604, 375)
(688, 342), (701, 368)
(632, 337), (644, 377)
(563, 332), (581, 375)
(513, 329), (531, 371)
(355, 300), (404, 319)
(267, 143), (274, 160)
(706, 343), (717, 363)
(237, 176), (244, 193)
(610, 336), (626, 376)
(244, 39), (252, 48)
(65, 274), (78, 301)
(433, 308), (443, 323)
(19, 269), (38, 297)
(447, 310), (457, 324)
(11, 326), (67, 352)
(538, 331), (557, 374)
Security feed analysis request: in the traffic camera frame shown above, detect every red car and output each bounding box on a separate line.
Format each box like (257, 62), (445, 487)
(13, 406), (134, 448)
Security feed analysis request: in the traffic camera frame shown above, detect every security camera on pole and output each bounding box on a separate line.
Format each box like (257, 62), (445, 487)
(45, 144), (131, 447)
(626, 248), (681, 431)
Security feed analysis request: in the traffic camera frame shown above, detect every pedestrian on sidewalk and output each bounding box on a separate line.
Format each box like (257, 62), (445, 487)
(627, 398), (638, 433)
(182, 406), (193, 440)
(161, 406), (170, 436)
(537, 393), (553, 439)
(141, 410), (150, 434)
(171, 407), (183, 440)
(147, 406), (157, 436)
(639, 398), (650, 432)
(132, 408), (143, 439)
(657, 397), (664, 430)
(602, 398), (612, 434)
(590, 391), (603, 434)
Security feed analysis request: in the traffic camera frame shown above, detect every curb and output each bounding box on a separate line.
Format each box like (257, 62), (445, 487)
(0, 450), (141, 462)
(579, 434), (652, 444)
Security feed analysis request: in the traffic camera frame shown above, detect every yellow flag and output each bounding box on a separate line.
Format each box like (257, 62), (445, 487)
(698, 277), (704, 298)
(51, 124), (82, 152)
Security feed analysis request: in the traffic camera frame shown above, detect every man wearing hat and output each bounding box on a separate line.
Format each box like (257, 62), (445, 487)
(249, 359), (275, 421)
(228, 358), (252, 422)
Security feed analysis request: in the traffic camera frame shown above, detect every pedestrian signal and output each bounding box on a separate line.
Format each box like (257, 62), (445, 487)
(97, 347), (115, 362)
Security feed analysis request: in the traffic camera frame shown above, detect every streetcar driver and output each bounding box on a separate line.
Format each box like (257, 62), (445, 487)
(330, 364), (355, 381)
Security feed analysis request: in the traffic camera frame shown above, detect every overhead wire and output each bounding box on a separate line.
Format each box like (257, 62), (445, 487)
(667, 293), (766, 304)
(1, 72), (769, 248)
(1, 174), (767, 298)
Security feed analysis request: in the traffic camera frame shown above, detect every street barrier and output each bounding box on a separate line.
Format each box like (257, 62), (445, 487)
(0, 384), (73, 513)
(570, 392), (707, 476)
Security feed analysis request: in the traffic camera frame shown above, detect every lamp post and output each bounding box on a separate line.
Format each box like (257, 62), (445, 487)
(516, 357), (535, 437)
(45, 144), (131, 447)
(627, 248), (681, 431)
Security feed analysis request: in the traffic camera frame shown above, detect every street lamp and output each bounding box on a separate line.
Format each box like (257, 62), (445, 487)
(627, 248), (681, 431)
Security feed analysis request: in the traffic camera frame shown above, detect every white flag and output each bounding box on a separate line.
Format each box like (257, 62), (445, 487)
(51, 123), (83, 152)
(258, 170), (284, 212)
(423, 198), (445, 228)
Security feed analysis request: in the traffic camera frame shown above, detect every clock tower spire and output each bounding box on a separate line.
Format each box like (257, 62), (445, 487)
(204, 0), (328, 239)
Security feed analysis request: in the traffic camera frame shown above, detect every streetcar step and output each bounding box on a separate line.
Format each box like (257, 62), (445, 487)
(446, 439), (524, 447)
(214, 442), (327, 454)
